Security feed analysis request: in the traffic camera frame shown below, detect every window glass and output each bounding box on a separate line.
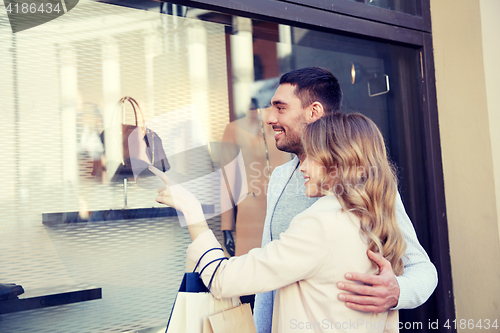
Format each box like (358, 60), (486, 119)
(368, 0), (418, 16)
(0, 0), (429, 331)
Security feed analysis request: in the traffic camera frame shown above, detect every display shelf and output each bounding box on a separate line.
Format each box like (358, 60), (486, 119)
(0, 285), (102, 314)
(42, 205), (215, 225)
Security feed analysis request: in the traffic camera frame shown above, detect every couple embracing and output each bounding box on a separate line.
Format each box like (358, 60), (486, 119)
(153, 67), (437, 333)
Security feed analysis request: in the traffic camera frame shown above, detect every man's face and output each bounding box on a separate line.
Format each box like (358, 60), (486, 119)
(267, 83), (308, 155)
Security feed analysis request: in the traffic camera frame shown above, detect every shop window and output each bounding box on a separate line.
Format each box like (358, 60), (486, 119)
(0, 0), (433, 331)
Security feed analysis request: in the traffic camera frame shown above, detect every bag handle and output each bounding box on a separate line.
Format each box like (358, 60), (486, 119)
(119, 96), (146, 135)
(209, 258), (242, 320)
(194, 247), (224, 272)
(200, 257), (228, 277)
(207, 258), (228, 291)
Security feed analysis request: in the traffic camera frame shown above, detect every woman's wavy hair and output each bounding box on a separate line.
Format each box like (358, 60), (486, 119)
(302, 112), (406, 276)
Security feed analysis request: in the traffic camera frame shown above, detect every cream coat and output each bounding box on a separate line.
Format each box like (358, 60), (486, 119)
(187, 195), (397, 333)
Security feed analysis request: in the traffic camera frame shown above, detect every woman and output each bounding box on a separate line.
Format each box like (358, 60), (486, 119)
(152, 112), (406, 333)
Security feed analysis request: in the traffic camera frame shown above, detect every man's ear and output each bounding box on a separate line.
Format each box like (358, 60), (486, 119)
(309, 102), (325, 121)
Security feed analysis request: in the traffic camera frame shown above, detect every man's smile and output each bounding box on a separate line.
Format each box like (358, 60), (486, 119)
(273, 127), (284, 139)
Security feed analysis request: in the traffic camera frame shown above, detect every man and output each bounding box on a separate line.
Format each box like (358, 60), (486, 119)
(253, 67), (438, 333)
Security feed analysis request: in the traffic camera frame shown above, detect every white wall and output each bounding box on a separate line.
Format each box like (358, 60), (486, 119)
(480, 0), (500, 244)
(431, 0), (500, 327)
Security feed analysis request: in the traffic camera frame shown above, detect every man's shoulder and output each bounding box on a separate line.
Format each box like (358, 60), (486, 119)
(271, 156), (299, 178)
(266, 157), (298, 202)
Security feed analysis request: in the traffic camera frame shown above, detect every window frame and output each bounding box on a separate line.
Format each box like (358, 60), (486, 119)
(280, 0), (431, 32)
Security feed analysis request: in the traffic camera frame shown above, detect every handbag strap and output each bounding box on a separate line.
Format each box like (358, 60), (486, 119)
(194, 247), (224, 272)
(119, 96), (146, 135)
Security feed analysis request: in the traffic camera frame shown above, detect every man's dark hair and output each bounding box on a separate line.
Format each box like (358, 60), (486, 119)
(279, 67), (343, 113)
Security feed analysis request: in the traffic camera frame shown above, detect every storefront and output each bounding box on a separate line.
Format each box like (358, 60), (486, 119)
(0, 0), (454, 331)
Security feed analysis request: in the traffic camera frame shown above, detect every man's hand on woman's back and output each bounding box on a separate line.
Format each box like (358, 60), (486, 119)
(337, 250), (400, 313)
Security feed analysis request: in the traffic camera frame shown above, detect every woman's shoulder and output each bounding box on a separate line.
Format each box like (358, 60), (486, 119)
(302, 195), (342, 214)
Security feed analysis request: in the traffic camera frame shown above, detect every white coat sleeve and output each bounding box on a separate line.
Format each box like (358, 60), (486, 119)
(186, 213), (329, 298)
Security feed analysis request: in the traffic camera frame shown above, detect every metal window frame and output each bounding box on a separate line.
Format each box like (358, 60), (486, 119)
(279, 0), (431, 32)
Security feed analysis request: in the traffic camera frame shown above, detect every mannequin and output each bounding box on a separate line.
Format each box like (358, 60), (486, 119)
(220, 106), (292, 257)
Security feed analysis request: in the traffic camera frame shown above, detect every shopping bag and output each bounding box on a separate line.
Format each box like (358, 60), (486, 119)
(166, 273), (238, 333)
(166, 249), (236, 333)
(202, 303), (257, 333)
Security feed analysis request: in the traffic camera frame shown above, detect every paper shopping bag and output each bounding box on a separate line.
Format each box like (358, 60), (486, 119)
(167, 291), (237, 333)
(203, 317), (214, 333)
(203, 303), (257, 333)
(166, 272), (238, 333)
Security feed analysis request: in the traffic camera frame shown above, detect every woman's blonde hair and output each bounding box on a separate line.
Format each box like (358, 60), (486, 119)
(302, 112), (406, 276)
